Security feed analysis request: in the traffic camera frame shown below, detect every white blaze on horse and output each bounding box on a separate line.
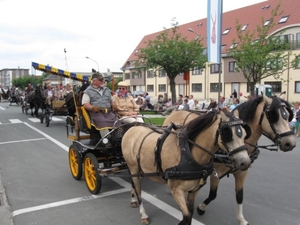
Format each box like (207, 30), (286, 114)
(122, 109), (251, 225)
(163, 93), (296, 225)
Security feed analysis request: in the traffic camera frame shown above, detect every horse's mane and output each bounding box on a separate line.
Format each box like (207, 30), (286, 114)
(234, 96), (292, 123)
(233, 97), (263, 123)
(183, 111), (218, 141)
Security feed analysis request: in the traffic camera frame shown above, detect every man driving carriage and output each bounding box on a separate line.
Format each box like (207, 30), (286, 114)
(81, 72), (120, 138)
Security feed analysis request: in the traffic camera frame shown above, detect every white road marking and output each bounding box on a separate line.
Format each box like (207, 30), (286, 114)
(0, 106), (5, 110)
(12, 187), (131, 217)
(9, 119), (22, 123)
(28, 118), (41, 122)
(51, 117), (63, 121)
(0, 138), (46, 145)
(24, 122), (69, 151)
(13, 122), (205, 225)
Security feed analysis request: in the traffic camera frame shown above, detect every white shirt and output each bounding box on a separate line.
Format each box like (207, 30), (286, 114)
(188, 99), (195, 110)
(47, 90), (53, 97)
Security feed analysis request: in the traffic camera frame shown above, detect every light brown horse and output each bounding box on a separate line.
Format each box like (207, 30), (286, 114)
(163, 94), (296, 225)
(122, 109), (251, 225)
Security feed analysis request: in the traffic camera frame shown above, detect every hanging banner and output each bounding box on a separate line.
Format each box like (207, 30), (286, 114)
(207, 0), (222, 64)
(183, 71), (190, 81)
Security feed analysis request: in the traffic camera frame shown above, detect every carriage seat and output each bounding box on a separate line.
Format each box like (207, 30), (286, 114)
(80, 106), (111, 132)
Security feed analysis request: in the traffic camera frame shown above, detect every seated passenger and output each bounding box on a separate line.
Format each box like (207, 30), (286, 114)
(81, 73), (120, 137)
(44, 84), (55, 107)
(112, 81), (144, 123)
(206, 97), (217, 110)
(62, 83), (73, 99)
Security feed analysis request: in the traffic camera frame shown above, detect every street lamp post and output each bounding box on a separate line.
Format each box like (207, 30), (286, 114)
(188, 28), (200, 40)
(86, 56), (99, 72)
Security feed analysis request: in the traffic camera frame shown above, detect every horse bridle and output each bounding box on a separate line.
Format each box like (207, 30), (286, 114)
(186, 114), (249, 159)
(217, 118), (249, 157)
(259, 102), (294, 145)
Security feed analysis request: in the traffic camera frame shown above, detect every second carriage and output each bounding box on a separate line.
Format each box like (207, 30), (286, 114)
(40, 99), (71, 127)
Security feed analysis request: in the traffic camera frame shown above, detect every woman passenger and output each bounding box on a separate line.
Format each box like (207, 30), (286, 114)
(112, 82), (144, 123)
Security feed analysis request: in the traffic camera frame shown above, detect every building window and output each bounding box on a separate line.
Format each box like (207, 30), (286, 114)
(296, 56), (300, 68)
(278, 15), (289, 24)
(210, 64), (222, 73)
(132, 71), (141, 79)
(229, 61), (237, 72)
(125, 73), (130, 79)
(265, 82), (281, 93)
(264, 19), (270, 26)
(222, 28), (231, 35)
(147, 85), (154, 92)
(210, 83), (222, 92)
(192, 67), (202, 75)
(158, 69), (166, 77)
(147, 70), (154, 78)
(158, 84), (166, 92)
(295, 82), (300, 93)
(192, 83), (202, 92)
(279, 34), (290, 44)
(296, 33), (300, 49)
(241, 24), (248, 31)
(230, 43), (238, 49)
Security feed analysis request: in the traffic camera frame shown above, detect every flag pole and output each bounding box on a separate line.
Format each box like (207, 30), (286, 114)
(217, 0), (223, 108)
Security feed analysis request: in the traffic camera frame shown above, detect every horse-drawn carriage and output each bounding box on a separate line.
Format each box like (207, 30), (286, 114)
(32, 62), (295, 225)
(65, 96), (252, 224)
(40, 98), (72, 127)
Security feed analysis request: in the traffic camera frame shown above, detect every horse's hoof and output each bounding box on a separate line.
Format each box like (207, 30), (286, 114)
(141, 218), (150, 225)
(130, 201), (139, 208)
(197, 207), (205, 215)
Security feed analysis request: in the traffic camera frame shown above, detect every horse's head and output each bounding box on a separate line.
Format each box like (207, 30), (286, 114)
(261, 94), (296, 151)
(217, 110), (251, 170)
(233, 93), (296, 152)
(183, 110), (251, 171)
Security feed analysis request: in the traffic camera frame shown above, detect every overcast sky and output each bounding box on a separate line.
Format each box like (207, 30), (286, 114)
(0, 0), (265, 74)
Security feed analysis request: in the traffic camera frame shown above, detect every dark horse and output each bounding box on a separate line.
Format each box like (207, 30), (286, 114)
(65, 81), (90, 119)
(27, 86), (45, 117)
(0, 88), (10, 102)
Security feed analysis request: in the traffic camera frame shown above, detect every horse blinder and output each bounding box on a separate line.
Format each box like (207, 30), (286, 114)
(266, 104), (293, 123)
(285, 107), (293, 122)
(220, 125), (233, 143)
(242, 123), (251, 140)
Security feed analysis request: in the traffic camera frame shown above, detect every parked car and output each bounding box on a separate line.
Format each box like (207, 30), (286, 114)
(131, 90), (145, 97)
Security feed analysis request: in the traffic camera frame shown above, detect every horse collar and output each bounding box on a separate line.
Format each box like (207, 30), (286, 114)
(164, 138), (214, 181)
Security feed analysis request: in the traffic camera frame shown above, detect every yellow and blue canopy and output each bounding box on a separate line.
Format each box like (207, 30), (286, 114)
(31, 62), (91, 82)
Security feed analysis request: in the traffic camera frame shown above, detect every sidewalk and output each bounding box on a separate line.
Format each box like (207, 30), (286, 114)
(142, 114), (165, 118)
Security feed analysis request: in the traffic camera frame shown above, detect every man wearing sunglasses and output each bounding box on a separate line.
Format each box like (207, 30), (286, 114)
(82, 72), (120, 138)
(112, 81), (144, 123)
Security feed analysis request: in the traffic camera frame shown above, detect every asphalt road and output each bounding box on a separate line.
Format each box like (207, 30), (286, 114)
(0, 102), (299, 225)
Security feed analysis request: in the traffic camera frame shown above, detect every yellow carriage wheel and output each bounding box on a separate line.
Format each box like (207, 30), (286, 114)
(84, 153), (102, 194)
(68, 145), (83, 180)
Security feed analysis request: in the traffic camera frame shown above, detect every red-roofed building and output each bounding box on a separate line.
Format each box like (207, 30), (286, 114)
(121, 0), (300, 102)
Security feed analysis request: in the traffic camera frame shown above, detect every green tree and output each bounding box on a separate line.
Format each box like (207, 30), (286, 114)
(229, 0), (300, 96)
(12, 72), (48, 89)
(135, 20), (207, 103)
(106, 76), (123, 93)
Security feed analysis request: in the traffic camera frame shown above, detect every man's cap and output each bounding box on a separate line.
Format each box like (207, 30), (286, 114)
(92, 73), (104, 80)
